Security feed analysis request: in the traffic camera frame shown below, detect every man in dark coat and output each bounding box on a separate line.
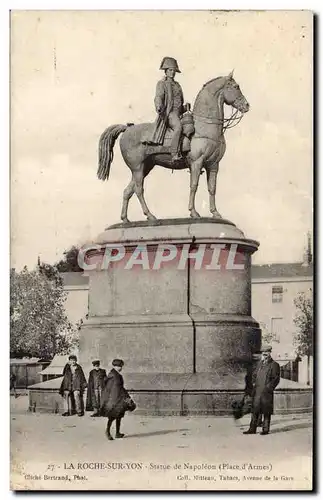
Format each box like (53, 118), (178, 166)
(86, 360), (107, 417)
(243, 346), (280, 435)
(150, 57), (185, 163)
(59, 355), (87, 417)
(100, 359), (128, 440)
(232, 353), (262, 422)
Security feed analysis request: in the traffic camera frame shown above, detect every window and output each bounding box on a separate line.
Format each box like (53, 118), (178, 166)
(271, 317), (283, 342)
(272, 285), (283, 303)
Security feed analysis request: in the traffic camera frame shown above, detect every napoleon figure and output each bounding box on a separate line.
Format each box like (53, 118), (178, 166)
(150, 57), (185, 163)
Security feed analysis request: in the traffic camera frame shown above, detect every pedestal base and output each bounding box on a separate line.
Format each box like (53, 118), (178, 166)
(30, 218), (313, 417)
(79, 314), (261, 373)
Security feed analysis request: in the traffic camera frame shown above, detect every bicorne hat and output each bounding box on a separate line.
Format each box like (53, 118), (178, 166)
(160, 57), (181, 73)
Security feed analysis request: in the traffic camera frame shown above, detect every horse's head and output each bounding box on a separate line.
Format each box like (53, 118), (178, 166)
(222, 71), (250, 113)
(193, 72), (250, 127)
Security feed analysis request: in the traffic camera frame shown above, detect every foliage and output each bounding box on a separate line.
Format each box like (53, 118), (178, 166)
(293, 290), (313, 358)
(10, 264), (79, 359)
(55, 246), (82, 272)
(260, 322), (274, 345)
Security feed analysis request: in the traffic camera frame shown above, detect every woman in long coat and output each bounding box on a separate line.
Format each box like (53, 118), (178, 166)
(100, 359), (128, 440)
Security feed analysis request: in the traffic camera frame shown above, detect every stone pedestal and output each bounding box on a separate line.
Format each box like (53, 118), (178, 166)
(78, 218), (261, 413)
(27, 219), (313, 415)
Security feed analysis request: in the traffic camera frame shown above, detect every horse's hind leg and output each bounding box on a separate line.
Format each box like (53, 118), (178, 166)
(121, 162), (155, 222)
(133, 162), (156, 221)
(121, 179), (135, 223)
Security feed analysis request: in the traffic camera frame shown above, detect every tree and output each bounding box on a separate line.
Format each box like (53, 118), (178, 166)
(293, 290), (313, 385)
(10, 264), (79, 359)
(260, 322), (274, 346)
(55, 246), (82, 272)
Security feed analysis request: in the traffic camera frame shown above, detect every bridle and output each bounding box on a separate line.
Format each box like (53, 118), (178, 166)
(193, 105), (244, 132)
(192, 81), (246, 132)
(223, 107), (244, 131)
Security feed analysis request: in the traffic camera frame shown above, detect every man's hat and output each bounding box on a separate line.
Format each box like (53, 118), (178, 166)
(260, 345), (272, 353)
(160, 57), (181, 73)
(92, 360), (100, 366)
(112, 359), (124, 367)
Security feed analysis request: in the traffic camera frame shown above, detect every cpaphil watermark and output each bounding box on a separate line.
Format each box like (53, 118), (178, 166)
(78, 243), (246, 271)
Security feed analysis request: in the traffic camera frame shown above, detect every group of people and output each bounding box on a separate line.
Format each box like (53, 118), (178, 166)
(58, 345), (280, 440)
(59, 356), (134, 440)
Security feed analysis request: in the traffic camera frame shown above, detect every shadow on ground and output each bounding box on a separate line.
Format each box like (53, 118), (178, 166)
(125, 428), (190, 439)
(270, 422), (312, 434)
(238, 416), (311, 428)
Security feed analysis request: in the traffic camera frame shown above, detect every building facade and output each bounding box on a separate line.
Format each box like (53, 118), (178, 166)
(251, 262), (313, 361)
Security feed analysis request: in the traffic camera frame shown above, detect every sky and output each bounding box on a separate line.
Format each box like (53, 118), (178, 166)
(10, 10), (313, 269)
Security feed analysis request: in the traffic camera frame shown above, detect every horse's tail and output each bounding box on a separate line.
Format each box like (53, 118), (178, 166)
(97, 124), (129, 181)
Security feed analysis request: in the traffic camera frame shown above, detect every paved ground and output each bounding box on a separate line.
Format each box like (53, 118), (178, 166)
(10, 395), (313, 491)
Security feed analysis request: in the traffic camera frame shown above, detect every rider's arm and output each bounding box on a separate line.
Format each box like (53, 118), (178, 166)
(154, 80), (165, 114)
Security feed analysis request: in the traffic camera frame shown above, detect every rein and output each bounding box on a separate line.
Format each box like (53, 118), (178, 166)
(193, 106), (243, 132)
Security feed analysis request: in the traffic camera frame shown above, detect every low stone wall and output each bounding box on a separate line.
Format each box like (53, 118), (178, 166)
(29, 387), (65, 414)
(28, 375), (313, 416)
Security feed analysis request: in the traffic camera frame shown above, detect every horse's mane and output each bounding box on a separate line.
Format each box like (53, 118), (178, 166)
(193, 76), (228, 112)
(202, 76), (225, 89)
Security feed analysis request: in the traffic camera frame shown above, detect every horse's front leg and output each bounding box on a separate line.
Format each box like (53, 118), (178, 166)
(188, 158), (203, 218)
(206, 166), (222, 218)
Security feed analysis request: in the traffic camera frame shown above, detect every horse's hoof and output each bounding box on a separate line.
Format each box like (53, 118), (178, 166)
(212, 212), (222, 219)
(121, 217), (130, 224)
(190, 211), (201, 218)
(147, 214), (157, 221)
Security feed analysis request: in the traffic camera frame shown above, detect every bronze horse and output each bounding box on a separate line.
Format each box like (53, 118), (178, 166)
(98, 72), (249, 222)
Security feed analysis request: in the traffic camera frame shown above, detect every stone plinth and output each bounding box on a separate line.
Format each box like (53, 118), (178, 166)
(27, 219), (313, 415)
(77, 218), (261, 411)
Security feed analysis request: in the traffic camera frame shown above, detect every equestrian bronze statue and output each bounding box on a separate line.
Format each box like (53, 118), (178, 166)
(98, 59), (249, 223)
